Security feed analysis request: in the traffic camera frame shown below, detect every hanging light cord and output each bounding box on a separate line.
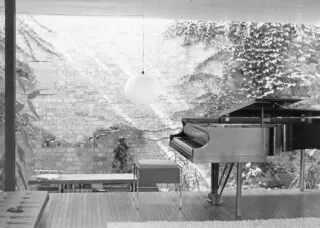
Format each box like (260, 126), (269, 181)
(141, 14), (145, 75)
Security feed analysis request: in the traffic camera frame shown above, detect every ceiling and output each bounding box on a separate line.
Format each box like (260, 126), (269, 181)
(2, 0), (320, 24)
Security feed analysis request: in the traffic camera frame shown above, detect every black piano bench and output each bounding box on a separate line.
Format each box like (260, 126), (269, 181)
(134, 159), (182, 210)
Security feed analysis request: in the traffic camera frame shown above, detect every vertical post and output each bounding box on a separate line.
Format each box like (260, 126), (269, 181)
(282, 124), (287, 151)
(133, 163), (137, 192)
(261, 104), (264, 127)
(136, 164), (139, 210)
(236, 163), (243, 220)
(4, 0), (16, 191)
(300, 149), (305, 192)
(179, 182), (182, 210)
(174, 151), (177, 191)
(209, 163), (221, 205)
(212, 163), (219, 194)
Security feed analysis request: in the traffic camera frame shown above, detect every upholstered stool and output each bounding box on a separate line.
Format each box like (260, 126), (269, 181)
(134, 159), (182, 210)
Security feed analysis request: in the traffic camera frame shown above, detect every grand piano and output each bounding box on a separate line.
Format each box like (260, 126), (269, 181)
(169, 98), (320, 219)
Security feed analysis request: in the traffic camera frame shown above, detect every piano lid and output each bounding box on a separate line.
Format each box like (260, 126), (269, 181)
(181, 97), (320, 124)
(218, 98), (320, 117)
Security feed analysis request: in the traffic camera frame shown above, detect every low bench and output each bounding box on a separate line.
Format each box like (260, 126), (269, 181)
(28, 173), (137, 192)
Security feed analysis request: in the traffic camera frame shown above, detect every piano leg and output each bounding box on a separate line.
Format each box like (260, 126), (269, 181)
(236, 162), (243, 220)
(300, 149), (305, 192)
(208, 163), (222, 205)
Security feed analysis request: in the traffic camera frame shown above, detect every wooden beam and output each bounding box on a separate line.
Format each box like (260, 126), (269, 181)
(4, 0), (16, 191)
(11, 0), (320, 24)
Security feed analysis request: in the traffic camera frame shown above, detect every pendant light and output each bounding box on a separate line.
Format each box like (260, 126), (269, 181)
(124, 15), (160, 105)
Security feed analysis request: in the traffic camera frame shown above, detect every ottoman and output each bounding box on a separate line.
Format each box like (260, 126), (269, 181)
(134, 159), (182, 210)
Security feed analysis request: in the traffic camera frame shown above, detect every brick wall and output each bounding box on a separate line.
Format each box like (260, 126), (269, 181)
(26, 124), (168, 178)
(20, 17), (216, 187)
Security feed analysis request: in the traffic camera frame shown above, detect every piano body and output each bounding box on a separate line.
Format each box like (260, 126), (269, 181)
(169, 98), (320, 219)
(170, 122), (271, 163)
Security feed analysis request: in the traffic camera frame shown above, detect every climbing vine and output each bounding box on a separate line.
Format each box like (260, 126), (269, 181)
(165, 20), (320, 189)
(164, 21), (320, 99)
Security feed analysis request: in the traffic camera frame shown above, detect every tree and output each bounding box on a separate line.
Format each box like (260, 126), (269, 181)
(112, 137), (134, 173)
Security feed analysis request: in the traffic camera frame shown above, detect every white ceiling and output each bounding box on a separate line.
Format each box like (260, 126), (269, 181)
(4, 0), (320, 24)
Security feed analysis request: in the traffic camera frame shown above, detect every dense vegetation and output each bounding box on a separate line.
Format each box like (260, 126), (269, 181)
(165, 20), (320, 189)
(112, 137), (134, 173)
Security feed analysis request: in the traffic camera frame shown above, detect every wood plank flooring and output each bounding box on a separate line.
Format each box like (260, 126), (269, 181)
(38, 189), (320, 228)
(0, 191), (48, 228)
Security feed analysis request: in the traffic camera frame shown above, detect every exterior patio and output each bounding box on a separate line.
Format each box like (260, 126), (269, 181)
(36, 189), (320, 227)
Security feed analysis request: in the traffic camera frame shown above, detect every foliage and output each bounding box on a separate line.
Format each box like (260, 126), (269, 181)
(164, 20), (320, 99)
(287, 150), (320, 189)
(0, 67), (39, 190)
(229, 23), (297, 97)
(41, 131), (62, 148)
(197, 87), (246, 117)
(112, 137), (134, 173)
(91, 126), (120, 147)
(93, 126), (119, 138)
(0, 16), (60, 190)
(165, 20), (320, 189)
(171, 155), (202, 191)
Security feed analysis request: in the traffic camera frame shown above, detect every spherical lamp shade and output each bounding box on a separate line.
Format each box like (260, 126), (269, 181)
(124, 73), (160, 105)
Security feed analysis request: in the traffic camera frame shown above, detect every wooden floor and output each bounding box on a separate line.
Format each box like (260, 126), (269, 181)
(0, 191), (48, 228)
(38, 189), (320, 228)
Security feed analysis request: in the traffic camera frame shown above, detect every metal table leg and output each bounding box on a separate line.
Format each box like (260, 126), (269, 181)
(136, 166), (140, 210)
(236, 162), (243, 220)
(209, 163), (222, 205)
(175, 183), (182, 210)
(60, 184), (64, 193)
(300, 149), (305, 192)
